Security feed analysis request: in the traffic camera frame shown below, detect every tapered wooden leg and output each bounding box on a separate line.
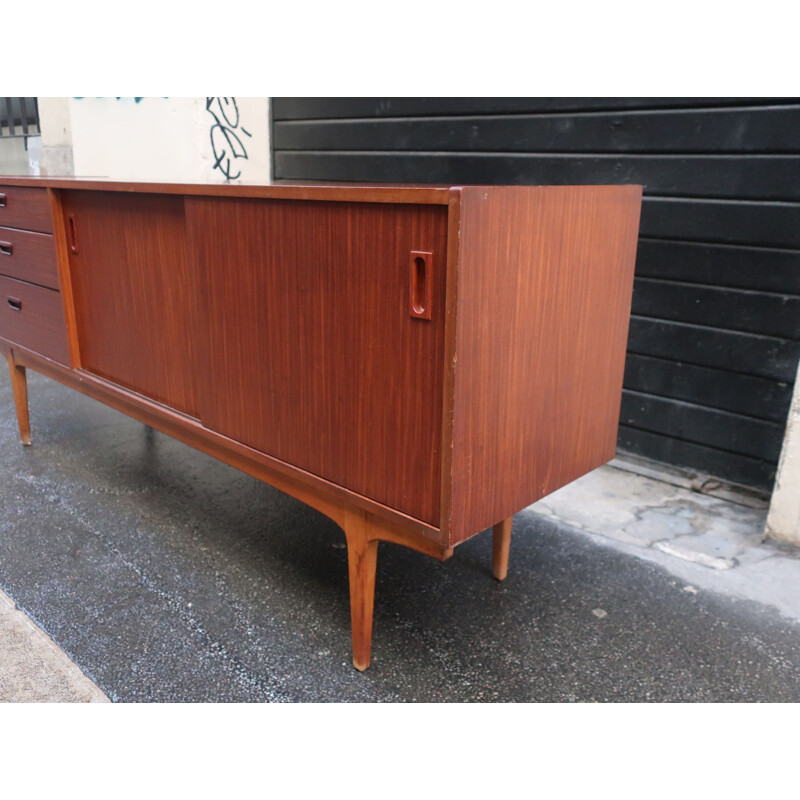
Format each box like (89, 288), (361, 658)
(343, 510), (380, 671)
(4, 352), (31, 446)
(492, 517), (512, 581)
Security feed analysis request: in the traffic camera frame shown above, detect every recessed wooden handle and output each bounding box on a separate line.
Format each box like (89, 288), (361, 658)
(409, 250), (433, 321)
(0, 193), (6, 208)
(0, 241), (12, 257)
(68, 213), (80, 254)
(7, 296), (22, 312)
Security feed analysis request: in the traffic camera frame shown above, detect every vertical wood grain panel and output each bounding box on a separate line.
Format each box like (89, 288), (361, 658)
(0, 275), (70, 365)
(449, 185), (642, 543)
(48, 189), (82, 369)
(0, 185), (54, 233)
(187, 197), (448, 525)
(0, 227), (59, 289)
(61, 191), (199, 416)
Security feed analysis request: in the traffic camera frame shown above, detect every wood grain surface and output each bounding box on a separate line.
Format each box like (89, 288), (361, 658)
(0, 185), (54, 233)
(0, 177), (451, 205)
(492, 517), (512, 581)
(0, 226), (59, 289)
(187, 197), (448, 525)
(8, 342), (449, 549)
(2, 348), (31, 445)
(61, 191), (200, 417)
(447, 185), (642, 544)
(0, 275), (70, 365)
(48, 189), (81, 368)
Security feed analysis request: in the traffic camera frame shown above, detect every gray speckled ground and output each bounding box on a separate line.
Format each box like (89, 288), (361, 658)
(2, 367), (800, 702)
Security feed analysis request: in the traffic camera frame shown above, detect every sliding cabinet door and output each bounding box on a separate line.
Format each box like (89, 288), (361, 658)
(187, 197), (448, 525)
(62, 191), (200, 417)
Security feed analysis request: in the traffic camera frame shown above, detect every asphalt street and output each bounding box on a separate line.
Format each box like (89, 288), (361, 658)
(2, 367), (800, 702)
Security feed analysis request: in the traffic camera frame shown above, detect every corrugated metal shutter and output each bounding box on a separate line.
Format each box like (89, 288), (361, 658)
(0, 97), (40, 139)
(271, 98), (800, 491)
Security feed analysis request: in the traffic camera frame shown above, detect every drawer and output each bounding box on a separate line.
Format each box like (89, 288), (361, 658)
(0, 185), (54, 234)
(0, 276), (70, 365)
(0, 227), (59, 290)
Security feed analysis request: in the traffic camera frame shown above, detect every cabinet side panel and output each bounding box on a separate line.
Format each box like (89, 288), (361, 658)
(62, 191), (200, 417)
(449, 185), (642, 544)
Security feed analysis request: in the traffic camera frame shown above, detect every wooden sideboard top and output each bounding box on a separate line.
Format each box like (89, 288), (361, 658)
(0, 176), (643, 207)
(0, 177), (455, 204)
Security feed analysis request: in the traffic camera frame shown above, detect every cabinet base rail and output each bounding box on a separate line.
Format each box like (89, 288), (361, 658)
(2, 342), (515, 671)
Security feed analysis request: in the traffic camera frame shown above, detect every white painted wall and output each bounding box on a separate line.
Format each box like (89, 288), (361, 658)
(767, 360), (800, 545)
(0, 112), (43, 175)
(0, 137), (32, 174)
(38, 97), (270, 183)
(38, 97), (74, 176)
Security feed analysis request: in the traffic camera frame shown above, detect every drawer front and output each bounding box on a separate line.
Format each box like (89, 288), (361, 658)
(0, 276), (70, 364)
(0, 227), (59, 290)
(0, 186), (54, 234)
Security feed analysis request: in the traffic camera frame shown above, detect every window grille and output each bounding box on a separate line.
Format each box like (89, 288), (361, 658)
(0, 97), (40, 143)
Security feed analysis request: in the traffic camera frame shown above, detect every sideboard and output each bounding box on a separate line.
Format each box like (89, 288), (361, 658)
(0, 177), (642, 670)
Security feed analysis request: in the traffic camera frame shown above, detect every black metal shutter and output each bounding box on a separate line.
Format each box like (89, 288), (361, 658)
(271, 98), (800, 491)
(0, 97), (40, 140)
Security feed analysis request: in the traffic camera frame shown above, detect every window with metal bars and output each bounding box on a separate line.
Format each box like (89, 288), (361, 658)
(0, 97), (40, 142)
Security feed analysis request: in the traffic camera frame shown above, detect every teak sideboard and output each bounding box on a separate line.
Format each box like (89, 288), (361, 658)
(0, 177), (642, 670)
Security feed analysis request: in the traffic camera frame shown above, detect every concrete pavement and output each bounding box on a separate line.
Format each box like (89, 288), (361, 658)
(531, 455), (800, 622)
(0, 588), (108, 702)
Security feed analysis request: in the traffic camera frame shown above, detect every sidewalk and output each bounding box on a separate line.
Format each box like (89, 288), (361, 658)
(530, 455), (800, 622)
(0, 588), (108, 702)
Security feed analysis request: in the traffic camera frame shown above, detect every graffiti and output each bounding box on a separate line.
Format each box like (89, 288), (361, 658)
(206, 97), (252, 181)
